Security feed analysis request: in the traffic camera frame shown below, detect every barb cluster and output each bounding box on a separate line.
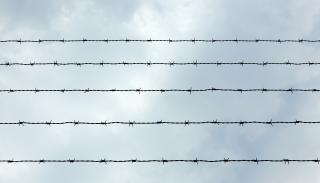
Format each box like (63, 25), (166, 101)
(1, 38), (320, 44)
(0, 88), (319, 94)
(1, 60), (320, 67)
(4, 120), (320, 126)
(1, 158), (319, 164)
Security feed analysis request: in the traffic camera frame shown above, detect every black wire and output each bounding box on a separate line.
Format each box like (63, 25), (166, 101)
(1, 61), (320, 67)
(3, 120), (320, 126)
(0, 88), (319, 94)
(1, 158), (319, 164)
(1, 38), (320, 44)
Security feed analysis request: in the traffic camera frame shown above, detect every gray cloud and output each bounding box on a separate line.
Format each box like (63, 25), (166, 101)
(0, 0), (320, 182)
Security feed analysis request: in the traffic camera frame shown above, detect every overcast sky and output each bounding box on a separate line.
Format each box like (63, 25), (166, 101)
(0, 0), (320, 182)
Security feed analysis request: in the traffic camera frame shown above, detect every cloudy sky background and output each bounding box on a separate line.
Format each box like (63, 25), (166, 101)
(0, 0), (320, 182)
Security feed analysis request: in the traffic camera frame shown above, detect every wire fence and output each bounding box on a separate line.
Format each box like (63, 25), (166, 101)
(0, 88), (319, 94)
(2, 120), (320, 126)
(1, 38), (320, 44)
(1, 60), (320, 67)
(1, 37), (319, 169)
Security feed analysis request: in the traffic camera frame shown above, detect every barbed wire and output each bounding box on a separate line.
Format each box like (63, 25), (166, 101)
(0, 158), (319, 164)
(0, 88), (319, 94)
(1, 38), (320, 44)
(1, 60), (320, 67)
(3, 120), (320, 126)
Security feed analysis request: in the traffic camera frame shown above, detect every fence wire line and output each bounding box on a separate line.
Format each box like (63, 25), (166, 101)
(0, 88), (319, 94)
(3, 120), (320, 126)
(1, 38), (320, 44)
(0, 158), (319, 164)
(1, 60), (320, 67)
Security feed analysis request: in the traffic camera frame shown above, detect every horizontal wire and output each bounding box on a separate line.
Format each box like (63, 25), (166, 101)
(0, 88), (319, 94)
(3, 120), (320, 126)
(0, 38), (320, 44)
(1, 61), (320, 67)
(0, 158), (319, 164)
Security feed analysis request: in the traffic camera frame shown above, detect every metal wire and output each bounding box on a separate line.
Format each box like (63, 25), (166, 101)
(0, 88), (319, 94)
(0, 38), (320, 44)
(0, 158), (319, 164)
(1, 60), (320, 67)
(3, 119), (320, 126)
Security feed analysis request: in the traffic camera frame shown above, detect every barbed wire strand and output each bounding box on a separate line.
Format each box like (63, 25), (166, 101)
(1, 61), (320, 67)
(1, 38), (320, 44)
(0, 88), (319, 94)
(3, 120), (320, 127)
(0, 158), (319, 164)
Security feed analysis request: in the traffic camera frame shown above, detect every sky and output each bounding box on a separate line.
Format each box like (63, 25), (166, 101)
(0, 0), (320, 182)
